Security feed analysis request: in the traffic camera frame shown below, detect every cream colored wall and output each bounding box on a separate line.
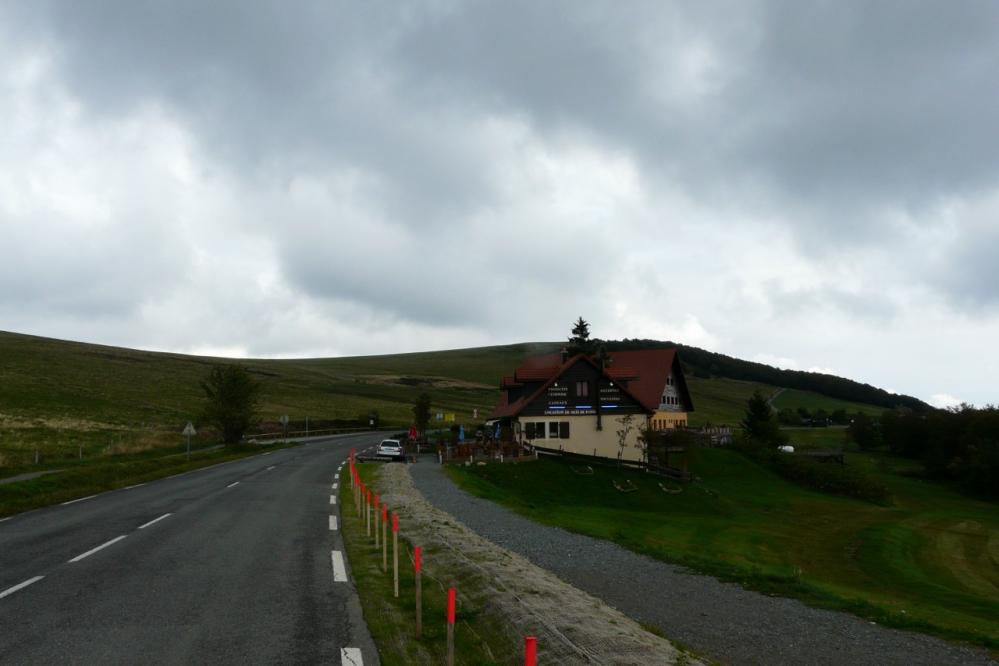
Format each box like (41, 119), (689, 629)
(518, 414), (648, 462)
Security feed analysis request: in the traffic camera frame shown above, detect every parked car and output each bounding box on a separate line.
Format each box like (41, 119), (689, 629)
(376, 439), (403, 459)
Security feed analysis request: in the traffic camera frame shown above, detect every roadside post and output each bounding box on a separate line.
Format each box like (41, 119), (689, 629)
(374, 494), (380, 547)
(392, 511), (399, 597)
(279, 414), (289, 439)
(414, 545), (423, 636)
(366, 489), (372, 536)
(182, 422), (196, 461)
(446, 587), (456, 666)
(381, 505), (388, 572)
(524, 636), (537, 666)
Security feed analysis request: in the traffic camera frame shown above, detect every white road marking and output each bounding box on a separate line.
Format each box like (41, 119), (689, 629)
(329, 515), (338, 531)
(330, 495), (336, 505)
(332, 483), (338, 490)
(61, 495), (96, 506)
(340, 647), (363, 665)
(0, 517), (11, 523)
(334, 473), (340, 480)
(266, 466), (275, 471)
(331, 550), (347, 582)
(262, 451), (272, 456)
(0, 576), (44, 600)
(122, 483), (146, 490)
(138, 513), (172, 529)
(69, 535), (128, 563)
(227, 481), (240, 488)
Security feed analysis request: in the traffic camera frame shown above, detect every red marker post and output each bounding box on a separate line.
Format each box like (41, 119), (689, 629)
(366, 488), (372, 536)
(446, 587), (456, 666)
(392, 511), (400, 597)
(414, 545), (423, 636)
(373, 494), (380, 547)
(524, 636), (537, 666)
(381, 504), (388, 572)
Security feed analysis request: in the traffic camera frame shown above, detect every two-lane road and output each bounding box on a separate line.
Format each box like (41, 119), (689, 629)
(0, 433), (382, 664)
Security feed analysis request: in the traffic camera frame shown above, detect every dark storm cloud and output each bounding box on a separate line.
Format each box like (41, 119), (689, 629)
(4, 0), (999, 324)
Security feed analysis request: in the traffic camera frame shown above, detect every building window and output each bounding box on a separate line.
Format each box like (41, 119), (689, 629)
(559, 421), (570, 439)
(526, 422), (535, 439)
(534, 422), (545, 439)
(549, 422), (559, 438)
(575, 381), (589, 397)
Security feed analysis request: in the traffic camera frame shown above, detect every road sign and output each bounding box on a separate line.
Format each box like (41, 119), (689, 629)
(182, 422), (196, 436)
(279, 415), (289, 426)
(473, 408), (478, 419)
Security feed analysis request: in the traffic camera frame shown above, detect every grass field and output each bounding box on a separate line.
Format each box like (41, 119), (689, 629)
(446, 449), (999, 652)
(773, 388), (885, 416)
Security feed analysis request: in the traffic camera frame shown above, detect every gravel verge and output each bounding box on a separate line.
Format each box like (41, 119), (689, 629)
(374, 462), (700, 665)
(409, 458), (996, 666)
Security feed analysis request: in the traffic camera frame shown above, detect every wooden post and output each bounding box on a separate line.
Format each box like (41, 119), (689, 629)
(446, 587), (456, 666)
(374, 494), (380, 547)
(414, 546), (423, 636)
(381, 505), (388, 572)
(366, 489), (371, 536)
(392, 511), (399, 598)
(524, 636), (537, 666)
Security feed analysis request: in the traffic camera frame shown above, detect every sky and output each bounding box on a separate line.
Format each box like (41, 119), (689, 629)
(1, 1), (998, 408)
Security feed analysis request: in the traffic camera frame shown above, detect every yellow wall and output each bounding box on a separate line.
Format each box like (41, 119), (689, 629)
(518, 414), (648, 462)
(651, 411), (688, 430)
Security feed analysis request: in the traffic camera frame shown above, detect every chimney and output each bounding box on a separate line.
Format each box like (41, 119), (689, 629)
(560, 346), (569, 363)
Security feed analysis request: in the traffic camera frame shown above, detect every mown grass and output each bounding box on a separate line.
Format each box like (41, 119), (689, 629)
(0, 441), (294, 517)
(446, 449), (999, 652)
(773, 388), (885, 416)
(342, 464), (517, 665)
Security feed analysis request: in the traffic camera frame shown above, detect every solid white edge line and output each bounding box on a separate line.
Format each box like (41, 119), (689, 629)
(0, 517), (11, 523)
(122, 483), (146, 490)
(262, 452), (272, 456)
(227, 481), (240, 488)
(0, 576), (45, 600)
(138, 513), (172, 529)
(332, 483), (338, 490)
(329, 515), (338, 531)
(69, 535), (128, 563)
(266, 466), (275, 471)
(331, 550), (347, 582)
(61, 494), (97, 506)
(340, 647), (363, 665)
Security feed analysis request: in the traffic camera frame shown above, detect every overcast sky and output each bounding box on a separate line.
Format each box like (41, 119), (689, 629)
(2, 1), (998, 407)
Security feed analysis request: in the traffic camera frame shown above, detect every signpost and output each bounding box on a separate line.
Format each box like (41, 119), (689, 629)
(279, 414), (289, 439)
(182, 422), (196, 460)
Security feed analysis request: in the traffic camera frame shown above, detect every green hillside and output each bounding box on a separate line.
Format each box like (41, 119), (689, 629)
(0, 330), (889, 469)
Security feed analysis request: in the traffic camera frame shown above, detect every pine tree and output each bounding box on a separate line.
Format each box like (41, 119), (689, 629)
(567, 317), (593, 356)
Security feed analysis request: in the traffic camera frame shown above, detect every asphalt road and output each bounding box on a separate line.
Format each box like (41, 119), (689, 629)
(0, 432), (383, 665)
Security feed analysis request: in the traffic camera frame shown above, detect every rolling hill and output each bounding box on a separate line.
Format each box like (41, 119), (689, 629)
(0, 329), (918, 469)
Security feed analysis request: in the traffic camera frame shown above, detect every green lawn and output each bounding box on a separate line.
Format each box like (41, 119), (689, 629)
(684, 376), (773, 427)
(447, 449), (999, 652)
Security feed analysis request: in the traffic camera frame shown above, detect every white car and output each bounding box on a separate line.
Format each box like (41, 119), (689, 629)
(376, 439), (403, 459)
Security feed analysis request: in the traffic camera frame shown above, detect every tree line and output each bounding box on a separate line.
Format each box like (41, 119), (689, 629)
(849, 406), (999, 500)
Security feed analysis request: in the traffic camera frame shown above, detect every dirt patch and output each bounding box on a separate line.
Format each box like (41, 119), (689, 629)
(374, 463), (701, 665)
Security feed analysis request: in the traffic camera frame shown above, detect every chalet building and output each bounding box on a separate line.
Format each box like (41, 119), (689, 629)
(490, 348), (694, 462)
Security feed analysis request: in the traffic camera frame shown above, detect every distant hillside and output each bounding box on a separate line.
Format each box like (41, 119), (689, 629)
(606, 339), (929, 412)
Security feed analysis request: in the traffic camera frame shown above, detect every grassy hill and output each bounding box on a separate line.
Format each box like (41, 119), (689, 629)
(1, 330), (889, 469)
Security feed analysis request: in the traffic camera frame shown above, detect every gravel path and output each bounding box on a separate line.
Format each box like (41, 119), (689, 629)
(409, 459), (996, 666)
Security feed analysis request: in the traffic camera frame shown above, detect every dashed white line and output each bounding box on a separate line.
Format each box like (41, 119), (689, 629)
(122, 483), (146, 490)
(334, 473), (340, 480)
(331, 550), (347, 582)
(0, 576), (44, 600)
(332, 483), (338, 490)
(69, 535), (127, 563)
(329, 515), (338, 531)
(227, 481), (240, 488)
(330, 495), (336, 505)
(266, 466), (275, 471)
(261, 451), (272, 456)
(61, 495), (97, 506)
(340, 647), (363, 665)
(138, 513), (172, 529)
